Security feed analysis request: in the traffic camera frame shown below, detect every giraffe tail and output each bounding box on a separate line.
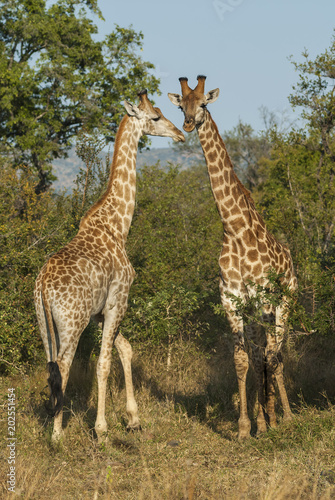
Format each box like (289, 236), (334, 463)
(41, 286), (63, 417)
(47, 361), (63, 417)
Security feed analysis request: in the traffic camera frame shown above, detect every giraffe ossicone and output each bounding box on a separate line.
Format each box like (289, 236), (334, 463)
(169, 76), (296, 439)
(34, 91), (184, 443)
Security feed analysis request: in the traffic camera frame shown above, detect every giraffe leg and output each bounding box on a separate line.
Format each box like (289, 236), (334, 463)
(263, 306), (277, 428)
(51, 342), (79, 443)
(220, 281), (251, 439)
(234, 339), (251, 439)
(95, 294), (129, 441)
(95, 328), (116, 440)
(114, 333), (141, 431)
(265, 349), (277, 429)
(51, 362), (70, 443)
(274, 303), (292, 422)
(247, 323), (267, 435)
(264, 303), (292, 427)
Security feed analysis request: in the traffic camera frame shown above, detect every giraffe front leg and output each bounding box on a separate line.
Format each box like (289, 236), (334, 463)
(220, 280), (251, 439)
(247, 323), (267, 435)
(274, 303), (293, 422)
(114, 333), (141, 431)
(263, 306), (277, 428)
(234, 339), (251, 439)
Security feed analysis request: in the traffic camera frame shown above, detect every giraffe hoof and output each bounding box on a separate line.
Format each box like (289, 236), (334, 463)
(256, 425), (267, 436)
(256, 417), (267, 435)
(126, 423), (142, 433)
(283, 411), (293, 422)
(96, 431), (109, 444)
(268, 418), (277, 429)
(238, 417), (251, 440)
(51, 430), (63, 446)
(238, 431), (251, 440)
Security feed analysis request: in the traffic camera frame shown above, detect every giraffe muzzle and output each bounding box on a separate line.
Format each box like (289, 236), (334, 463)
(173, 130), (185, 142)
(183, 118), (196, 133)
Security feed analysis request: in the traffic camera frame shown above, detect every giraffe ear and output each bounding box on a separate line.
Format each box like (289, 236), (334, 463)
(205, 88), (220, 105)
(124, 101), (144, 118)
(168, 93), (182, 107)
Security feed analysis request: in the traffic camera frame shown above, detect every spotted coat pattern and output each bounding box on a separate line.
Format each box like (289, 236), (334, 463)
(169, 76), (296, 439)
(34, 92), (184, 442)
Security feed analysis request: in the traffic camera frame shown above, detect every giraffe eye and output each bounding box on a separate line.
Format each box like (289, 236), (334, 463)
(152, 116), (160, 122)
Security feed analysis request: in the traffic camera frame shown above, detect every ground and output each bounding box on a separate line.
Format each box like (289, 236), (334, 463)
(1, 339), (335, 499)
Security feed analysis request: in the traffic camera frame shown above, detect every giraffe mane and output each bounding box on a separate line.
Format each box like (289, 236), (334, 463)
(210, 114), (256, 208)
(80, 114), (130, 225)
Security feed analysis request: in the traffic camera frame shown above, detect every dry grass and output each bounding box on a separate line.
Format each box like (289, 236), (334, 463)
(1, 337), (335, 499)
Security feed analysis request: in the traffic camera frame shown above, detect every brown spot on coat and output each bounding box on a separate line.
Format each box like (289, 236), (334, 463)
(247, 249), (258, 262)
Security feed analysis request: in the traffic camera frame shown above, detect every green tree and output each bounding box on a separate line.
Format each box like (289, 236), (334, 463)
(0, 161), (73, 372)
(122, 163), (224, 349)
(0, 0), (159, 193)
(172, 117), (274, 192)
(255, 33), (335, 274)
(0, 130), (111, 373)
(251, 35), (335, 336)
(222, 120), (271, 190)
(287, 33), (335, 262)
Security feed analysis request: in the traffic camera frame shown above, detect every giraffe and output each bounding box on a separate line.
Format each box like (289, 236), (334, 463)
(168, 76), (296, 439)
(34, 90), (185, 442)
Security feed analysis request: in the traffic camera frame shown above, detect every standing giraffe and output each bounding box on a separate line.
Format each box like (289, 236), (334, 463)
(169, 76), (296, 439)
(34, 90), (185, 442)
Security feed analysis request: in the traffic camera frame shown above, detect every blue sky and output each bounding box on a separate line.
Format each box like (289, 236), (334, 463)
(93, 0), (334, 148)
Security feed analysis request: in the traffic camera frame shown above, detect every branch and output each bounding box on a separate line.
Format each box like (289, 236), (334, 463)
(0, 349), (25, 375)
(323, 217), (335, 254)
(25, 222), (67, 252)
(286, 160), (310, 239)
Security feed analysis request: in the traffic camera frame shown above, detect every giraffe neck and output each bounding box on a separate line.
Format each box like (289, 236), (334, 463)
(80, 115), (141, 243)
(197, 111), (257, 235)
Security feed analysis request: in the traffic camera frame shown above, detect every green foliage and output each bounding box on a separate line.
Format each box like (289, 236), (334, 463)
(129, 164), (222, 292)
(128, 284), (200, 345)
(255, 130), (335, 275)
(215, 268), (312, 337)
(222, 120), (271, 190)
(311, 267), (335, 336)
(0, 0), (159, 192)
(123, 163), (223, 346)
(71, 132), (111, 225)
(253, 33), (335, 301)
(0, 162), (72, 372)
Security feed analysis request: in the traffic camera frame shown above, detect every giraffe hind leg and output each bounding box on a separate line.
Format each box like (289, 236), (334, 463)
(46, 361), (63, 417)
(262, 306), (278, 428)
(114, 332), (141, 431)
(264, 303), (293, 427)
(95, 294), (131, 441)
(247, 323), (267, 435)
(274, 303), (293, 422)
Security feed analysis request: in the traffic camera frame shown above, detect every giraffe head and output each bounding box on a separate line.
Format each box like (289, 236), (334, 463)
(168, 76), (220, 132)
(124, 90), (185, 142)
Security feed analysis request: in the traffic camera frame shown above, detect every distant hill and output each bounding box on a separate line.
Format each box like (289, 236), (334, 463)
(52, 146), (198, 193)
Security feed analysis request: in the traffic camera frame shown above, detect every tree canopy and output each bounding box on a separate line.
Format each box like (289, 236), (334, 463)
(0, 0), (159, 192)
(254, 33), (335, 273)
